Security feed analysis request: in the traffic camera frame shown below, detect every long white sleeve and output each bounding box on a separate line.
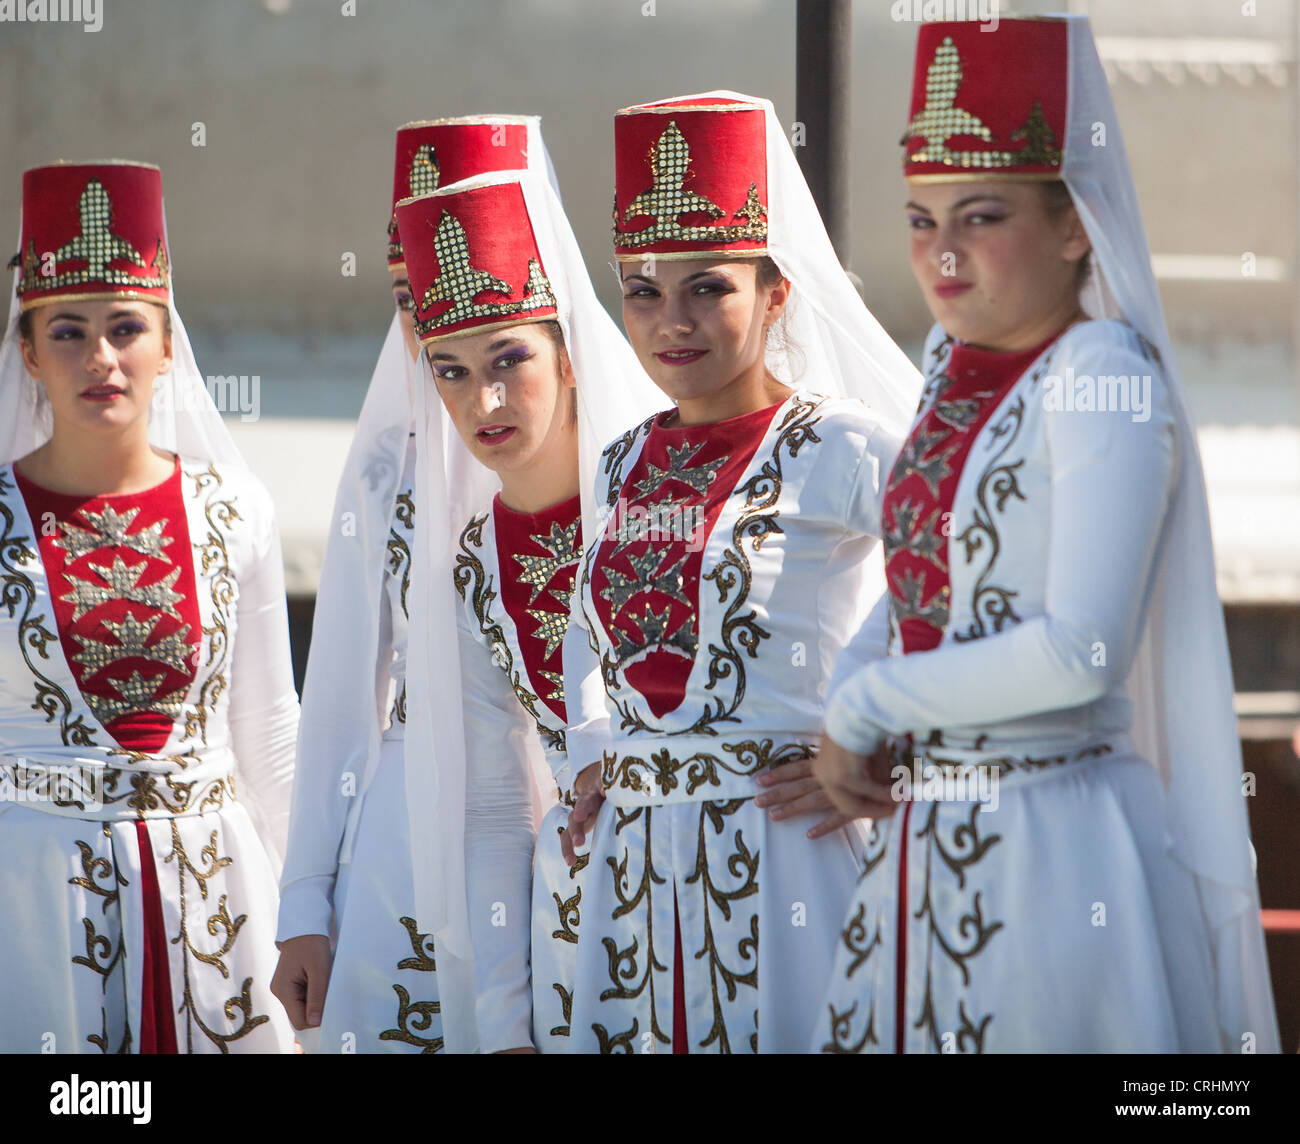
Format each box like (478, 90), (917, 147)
(824, 342), (1178, 754)
(227, 475), (301, 876)
(458, 611), (537, 1053)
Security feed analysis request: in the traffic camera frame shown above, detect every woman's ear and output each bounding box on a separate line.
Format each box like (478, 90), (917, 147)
(764, 276), (792, 327)
(157, 327), (174, 376)
(19, 334), (42, 382)
(1059, 206), (1092, 267)
(559, 344), (576, 389)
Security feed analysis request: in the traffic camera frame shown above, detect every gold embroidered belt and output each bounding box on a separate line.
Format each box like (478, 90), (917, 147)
(600, 734), (817, 808)
(0, 752), (236, 822)
(883, 734), (1130, 801)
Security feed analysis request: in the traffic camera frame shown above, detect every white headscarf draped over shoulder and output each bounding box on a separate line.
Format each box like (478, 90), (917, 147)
(1054, 14), (1277, 1050)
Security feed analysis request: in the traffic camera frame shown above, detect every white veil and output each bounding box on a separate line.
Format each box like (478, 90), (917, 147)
(1058, 15), (1277, 1049)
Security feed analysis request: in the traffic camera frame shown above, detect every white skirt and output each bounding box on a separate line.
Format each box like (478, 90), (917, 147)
(0, 798), (293, 1054)
(532, 799), (589, 1052)
(568, 794), (865, 1054)
(316, 736), (443, 1054)
(815, 751), (1226, 1053)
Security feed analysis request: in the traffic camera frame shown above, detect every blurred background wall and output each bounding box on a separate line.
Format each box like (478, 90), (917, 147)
(4, 0), (1298, 1047)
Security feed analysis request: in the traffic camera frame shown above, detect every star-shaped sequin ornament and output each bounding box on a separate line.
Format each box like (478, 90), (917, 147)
(885, 497), (948, 571)
(61, 557), (184, 623)
(890, 567), (950, 632)
(513, 518), (582, 605)
(599, 545), (690, 615)
(538, 668), (565, 706)
(54, 504), (173, 563)
(895, 425), (960, 500)
(628, 603), (697, 659)
(71, 612), (194, 678)
(633, 441), (728, 499)
(526, 606), (570, 662)
(90, 668), (187, 725)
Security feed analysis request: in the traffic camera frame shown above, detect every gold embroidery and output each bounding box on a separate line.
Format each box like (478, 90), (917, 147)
(822, 823), (888, 1054)
(388, 145), (442, 263)
(379, 917), (444, 1052)
(902, 37), (1062, 172)
(69, 839), (128, 995)
(548, 832), (588, 1039)
(395, 915), (437, 973)
(912, 802), (1003, 1053)
(54, 504), (173, 563)
(386, 489), (414, 620)
(688, 798), (759, 1053)
(454, 514), (564, 753)
(614, 122), (767, 251)
(379, 986), (444, 1054)
(412, 210), (555, 340)
(602, 738), (812, 800)
(592, 806), (670, 1053)
(186, 466), (237, 748)
(0, 468), (98, 746)
(950, 349), (1063, 642)
(165, 820), (270, 1052)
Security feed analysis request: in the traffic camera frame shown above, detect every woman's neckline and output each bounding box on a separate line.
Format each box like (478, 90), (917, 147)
(656, 391), (791, 432)
(12, 453), (181, 500)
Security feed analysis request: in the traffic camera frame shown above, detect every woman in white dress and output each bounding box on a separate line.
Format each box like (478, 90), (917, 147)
(814, 15), (1280, 1053)
(271, 118), (559, 1054)
(0, 160), (297, 1053)
(559, 93), (921, 1053)
(392, 169), (660, 1052)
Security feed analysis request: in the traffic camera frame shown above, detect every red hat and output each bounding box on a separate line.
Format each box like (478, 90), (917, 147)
(902, 18), (1068, 181)
(394, 176), (556, 345)
(15, 161), (170, 311)
(613, 96), (768, 261)
(388, 116), (531, 269)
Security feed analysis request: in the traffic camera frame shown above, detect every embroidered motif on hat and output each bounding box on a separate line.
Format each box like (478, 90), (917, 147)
(615, 122), (766, 251)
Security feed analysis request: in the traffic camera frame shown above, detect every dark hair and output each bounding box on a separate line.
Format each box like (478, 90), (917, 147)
(538, 319), (578, 427)
(753, 256), (804, 381)
(1039, 181), (1092, 290)
(756, 255), (785, 289)
(17, 300), (172, 343)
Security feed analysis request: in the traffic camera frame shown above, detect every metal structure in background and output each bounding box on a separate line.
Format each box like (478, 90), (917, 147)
(795, 0), (853, 270)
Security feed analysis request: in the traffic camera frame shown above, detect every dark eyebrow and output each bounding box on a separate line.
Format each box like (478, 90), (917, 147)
(621, 269), (732, 287)
(46, 312), (89, 322)
(951, 194), (1008, 210)
(428, 338), (525, 363)
(391, 278), (410, 290)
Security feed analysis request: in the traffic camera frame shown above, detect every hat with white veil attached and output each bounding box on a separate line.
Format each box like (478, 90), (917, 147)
(901, 14), (1278, 1050)
(395, 168), (663, 1050)
(0, 160), (240, 470)
(275, 121), (564, 1035)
